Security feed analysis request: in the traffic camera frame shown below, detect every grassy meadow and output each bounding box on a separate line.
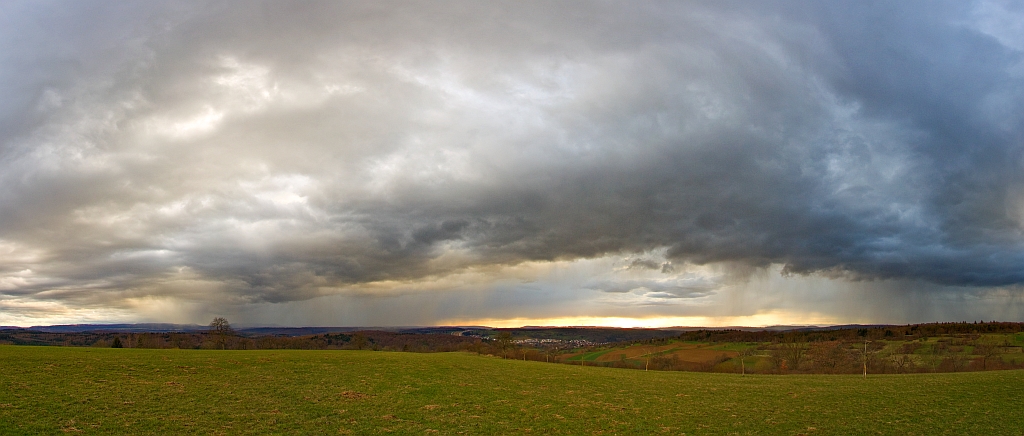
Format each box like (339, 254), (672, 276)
(1, 346), (1023, 435)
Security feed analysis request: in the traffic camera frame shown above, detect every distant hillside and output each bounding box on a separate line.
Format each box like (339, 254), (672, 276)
(497, 327), (681, 343)
(238, 327), (367, 336)
(8, 322), (1023, 343)
(22, 323), (206, 333)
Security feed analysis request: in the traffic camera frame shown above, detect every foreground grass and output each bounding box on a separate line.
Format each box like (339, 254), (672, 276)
(1, 346), (1022, 435)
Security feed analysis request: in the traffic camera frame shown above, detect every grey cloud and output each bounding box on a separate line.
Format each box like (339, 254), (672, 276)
(627, 259), (661, 271)
(2, 0), (1024, 319)
(586, 276), (719, 299)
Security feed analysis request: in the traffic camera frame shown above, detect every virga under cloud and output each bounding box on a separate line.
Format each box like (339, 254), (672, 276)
(1, 1), (1024, 326)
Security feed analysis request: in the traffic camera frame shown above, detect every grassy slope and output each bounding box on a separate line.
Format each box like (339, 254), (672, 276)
(1, 346), (1022, 435)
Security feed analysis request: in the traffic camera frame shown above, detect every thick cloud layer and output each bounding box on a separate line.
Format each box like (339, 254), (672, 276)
(2, 1), (1024, 325)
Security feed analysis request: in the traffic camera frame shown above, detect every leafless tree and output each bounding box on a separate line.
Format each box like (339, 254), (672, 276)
(768, 348), (787, 373)
(808, 341), (853, 374)
(544, 347), (559, 363)
(640, 343), (659, 371)
(890, 354), (914, 374)
(494, 332), (513, 359)
(946, 352), (970, 372)
(351, 333), (368, 350)
(976, 344), (1001, 370)
(781, 339), (806, 371)
(738, 347), (757, 376)
(209, 317), (233, 350)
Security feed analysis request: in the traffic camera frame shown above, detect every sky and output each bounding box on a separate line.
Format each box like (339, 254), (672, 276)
(2, 1), (1024, 328)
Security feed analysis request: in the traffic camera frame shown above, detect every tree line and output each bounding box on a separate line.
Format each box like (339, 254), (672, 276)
(676, 321), (1024, 343)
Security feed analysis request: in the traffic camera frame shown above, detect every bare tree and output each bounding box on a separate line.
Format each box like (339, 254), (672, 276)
(946, 352), (970, 372)
(808, 341), (853, 374)
(544, 347), (559, 363)
(494, 332), (513, 359)
(976, 344), (1001, 370)
(738, 347), (757, 376)
(209, 317), (233, 350)
(781, 339), (807, 371)
(640, 343), (659, 371)
(351, 333), (368, 350)
(862, 340), (868, 378)
(768, 348), (786, 373)
(890, 353), (914, 374)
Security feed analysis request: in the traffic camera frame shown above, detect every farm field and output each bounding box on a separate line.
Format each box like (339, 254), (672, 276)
(2, 346), (1023, 435)
(564, 342), (741, 370)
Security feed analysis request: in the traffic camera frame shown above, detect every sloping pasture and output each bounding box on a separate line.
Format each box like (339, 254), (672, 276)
(586, 342), (739, 368)
(2, 346), (1023, 434)
(590, 343), (683, 362)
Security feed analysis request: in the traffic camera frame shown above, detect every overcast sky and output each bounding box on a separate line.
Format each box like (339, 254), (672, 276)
(2, 1), (1024, 327)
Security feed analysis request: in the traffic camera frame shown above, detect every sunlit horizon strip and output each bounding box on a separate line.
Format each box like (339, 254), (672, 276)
(438, 312), (853, 329)
(2, 311), (856, 329)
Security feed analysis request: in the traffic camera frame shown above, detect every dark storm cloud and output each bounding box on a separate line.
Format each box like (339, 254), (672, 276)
(2, 0), (1024, 316)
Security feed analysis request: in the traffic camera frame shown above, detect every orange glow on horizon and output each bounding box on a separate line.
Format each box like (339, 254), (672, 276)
(439, 312), (852, 329)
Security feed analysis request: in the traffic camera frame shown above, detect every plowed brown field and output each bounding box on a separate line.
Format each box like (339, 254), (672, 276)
(593, 344), (683, 362)
(668, 348), (737, 363)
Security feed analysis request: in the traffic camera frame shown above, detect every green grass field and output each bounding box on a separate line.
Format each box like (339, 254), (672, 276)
(567, 349), (617, 361)
(2, 346), (1023, 435)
